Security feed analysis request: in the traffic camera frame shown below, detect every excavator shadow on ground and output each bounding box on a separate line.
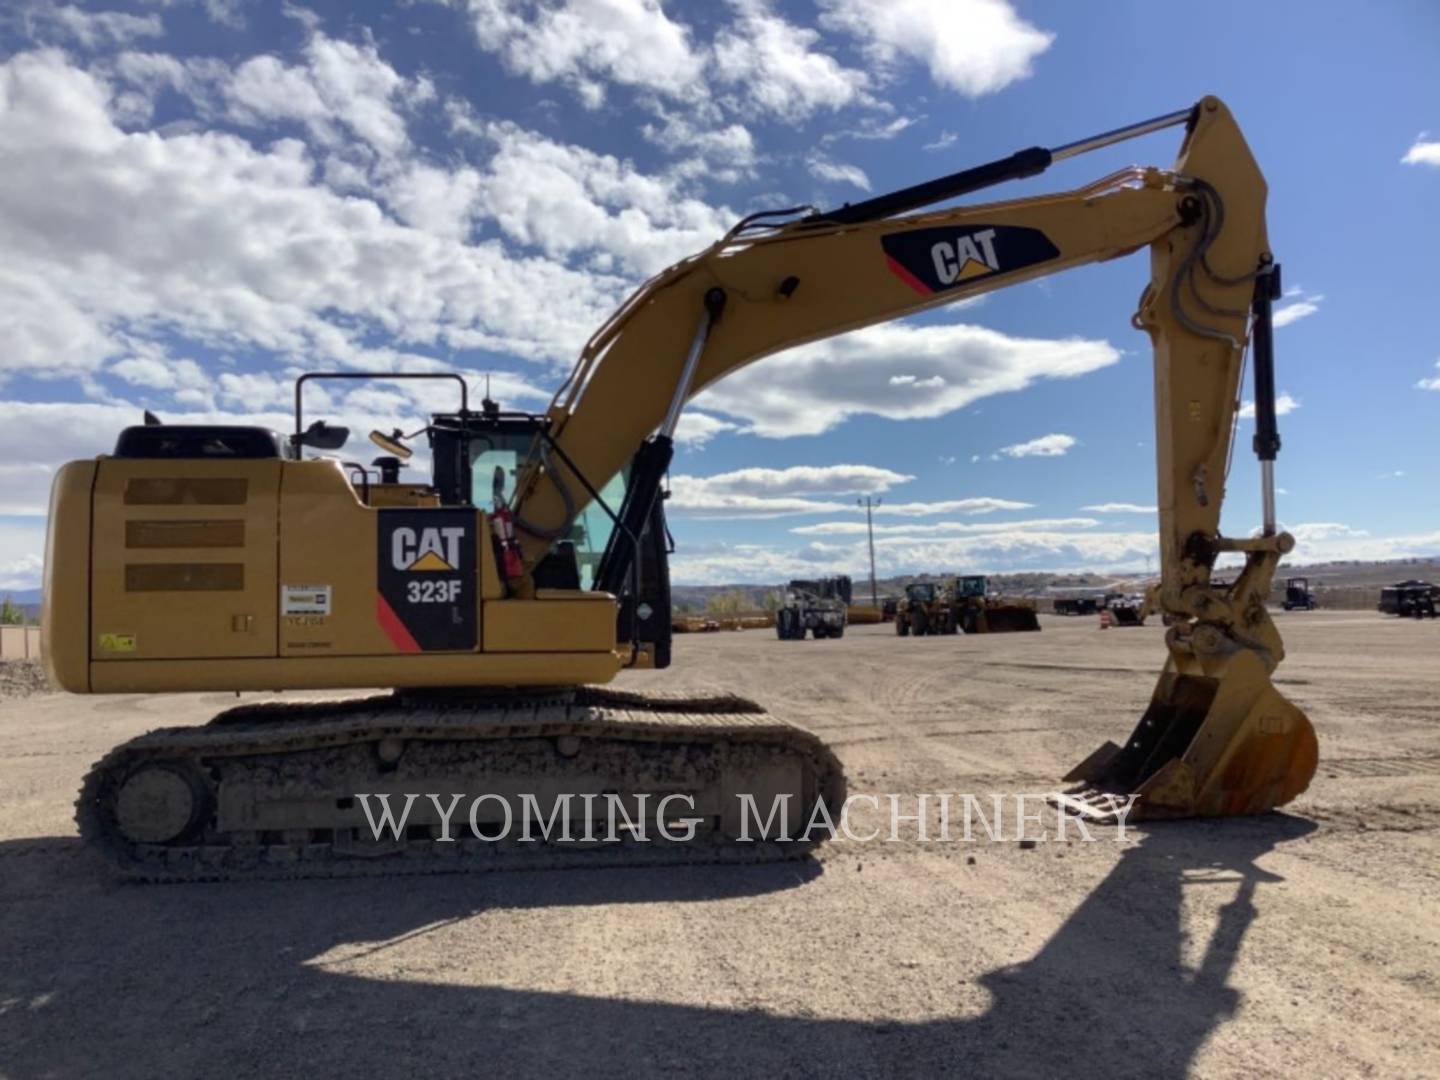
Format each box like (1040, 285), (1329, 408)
(0, 815), (1315, 1078)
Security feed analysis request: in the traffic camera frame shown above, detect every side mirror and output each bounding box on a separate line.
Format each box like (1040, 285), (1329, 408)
(369, 428), (412, 461)
(296, 420), (350, 451)
(492, 465), (506, 502)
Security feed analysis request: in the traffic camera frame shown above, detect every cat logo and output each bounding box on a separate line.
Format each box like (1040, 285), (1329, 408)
(930, 228), (999, 285)
(391, 526), (465, 572)
(880, 224), (1058, 296)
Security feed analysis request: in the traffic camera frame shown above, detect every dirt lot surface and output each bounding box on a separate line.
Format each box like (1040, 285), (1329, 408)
(2, 612), (1437, 1078)
(0, 661), (47, 702)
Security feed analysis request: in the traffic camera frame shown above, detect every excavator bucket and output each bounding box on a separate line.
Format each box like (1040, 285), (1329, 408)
(1055, 638), (1317, 821)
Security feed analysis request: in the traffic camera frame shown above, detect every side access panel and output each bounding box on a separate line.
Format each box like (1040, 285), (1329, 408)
(90, 460), (280, 661)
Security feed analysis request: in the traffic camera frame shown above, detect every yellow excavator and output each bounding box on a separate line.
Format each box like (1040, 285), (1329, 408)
(46, 96), (1317, 879)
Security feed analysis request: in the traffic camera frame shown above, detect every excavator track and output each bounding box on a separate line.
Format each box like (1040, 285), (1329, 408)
(76, 688), (847, 883)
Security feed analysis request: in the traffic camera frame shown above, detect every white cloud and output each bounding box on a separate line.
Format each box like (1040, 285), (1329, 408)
(0, 549), (45, 593)
(681, 464), (913, 498)
(694, 321), (1119, 437)
(1417, 360), (1440, 391)
(923, 131), (957, 152)
(669, 528), (1156, 585)
(790, 517), (1099, 537)
(1401, 135), (1440, 167)
(1080, 503), (1156, 513)
(1238, 393), (1300, 420)
(225, 33), (434, 158)
(668, 463), (913, 516)
(673, 411), (738, 447)
(23, 4), (164, 48)
(711, 0), (869, 122)
(841, 116), (917, 142)
(1272, 291), (1322, 328)
(888, 374), (946, 388)
(0, 372), (549, 513)
(471, 121), (734, 277)
(457, 0), (705, 107)
(1283, 522), (1440, 564)
(139, 0), (245, 30)
(818, 0), (1052, 97)
(0, 48), (652, 383)
(806, 154), (871, 191)
(669, 517), (1440, 584)
(998, 433), (1075, 458)
(666, 489), (851, 519)
(641, 111), (756, 184)
(873, 497), (1031, 517)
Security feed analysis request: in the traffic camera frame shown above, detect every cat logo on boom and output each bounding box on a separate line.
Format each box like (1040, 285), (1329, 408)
(880, 224), (1059, 296)
(930, 228), (1000, 284)
(390, 526), (465, 572)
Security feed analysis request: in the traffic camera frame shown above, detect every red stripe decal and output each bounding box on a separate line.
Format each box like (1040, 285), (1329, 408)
(885, 255), (932, 296)
(376, 594), (422, 653)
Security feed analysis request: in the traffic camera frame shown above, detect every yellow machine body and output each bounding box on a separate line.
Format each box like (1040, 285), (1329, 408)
(44, 457), (622, 695)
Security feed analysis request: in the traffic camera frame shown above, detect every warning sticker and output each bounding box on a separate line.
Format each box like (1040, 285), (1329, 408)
(99, 633), (136, 653)
(282, 584), (332, 616)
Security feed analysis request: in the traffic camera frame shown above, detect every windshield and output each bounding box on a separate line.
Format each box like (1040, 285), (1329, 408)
(470, 433), (626, 590)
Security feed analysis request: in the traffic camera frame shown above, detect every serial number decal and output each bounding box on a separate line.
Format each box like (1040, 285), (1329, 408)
(281, 583), (332, 615)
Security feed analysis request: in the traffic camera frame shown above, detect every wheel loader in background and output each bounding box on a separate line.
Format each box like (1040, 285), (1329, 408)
(776, 576), (850, 640)
(894, 581), (958, 636)
(953, 576), (1042, 634)
(47, 97), (1320, 879)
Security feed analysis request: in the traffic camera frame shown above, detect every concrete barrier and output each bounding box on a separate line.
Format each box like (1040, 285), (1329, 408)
(0, 626), (42, 661)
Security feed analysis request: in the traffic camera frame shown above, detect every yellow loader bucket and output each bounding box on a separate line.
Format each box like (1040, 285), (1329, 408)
(966, 603), (1041, 634)
(1056, 630), (1317, 821)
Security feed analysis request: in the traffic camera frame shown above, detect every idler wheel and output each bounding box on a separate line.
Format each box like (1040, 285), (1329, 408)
(114, 762), (212, 844)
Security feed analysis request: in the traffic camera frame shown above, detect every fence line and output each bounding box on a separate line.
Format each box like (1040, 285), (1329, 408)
(0, 626), (42, 661)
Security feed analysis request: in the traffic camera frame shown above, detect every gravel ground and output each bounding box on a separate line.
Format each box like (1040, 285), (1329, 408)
(0, 612), (1436, 1078)
(0, 661), (48, 701)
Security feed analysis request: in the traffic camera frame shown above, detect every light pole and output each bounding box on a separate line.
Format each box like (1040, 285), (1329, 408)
(858, 496), (881, 609)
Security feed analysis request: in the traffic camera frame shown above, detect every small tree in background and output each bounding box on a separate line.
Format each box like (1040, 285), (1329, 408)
(0, 595), (24, 626)
(705, 590), (750, 617)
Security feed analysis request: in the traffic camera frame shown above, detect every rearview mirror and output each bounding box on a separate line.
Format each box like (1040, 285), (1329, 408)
(369, 428), (413, 461)
(296, 420), (350, 451)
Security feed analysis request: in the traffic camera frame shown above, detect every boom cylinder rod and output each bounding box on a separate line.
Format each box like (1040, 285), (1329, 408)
(1250, 262), (1283, 535)
(1049, 107), (1195, 161)
(660, 288), (727, 438)
(809, 106), (1194, 226)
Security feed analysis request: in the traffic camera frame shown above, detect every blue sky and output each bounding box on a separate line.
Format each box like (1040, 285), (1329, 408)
(1, 0), (1437, 588)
